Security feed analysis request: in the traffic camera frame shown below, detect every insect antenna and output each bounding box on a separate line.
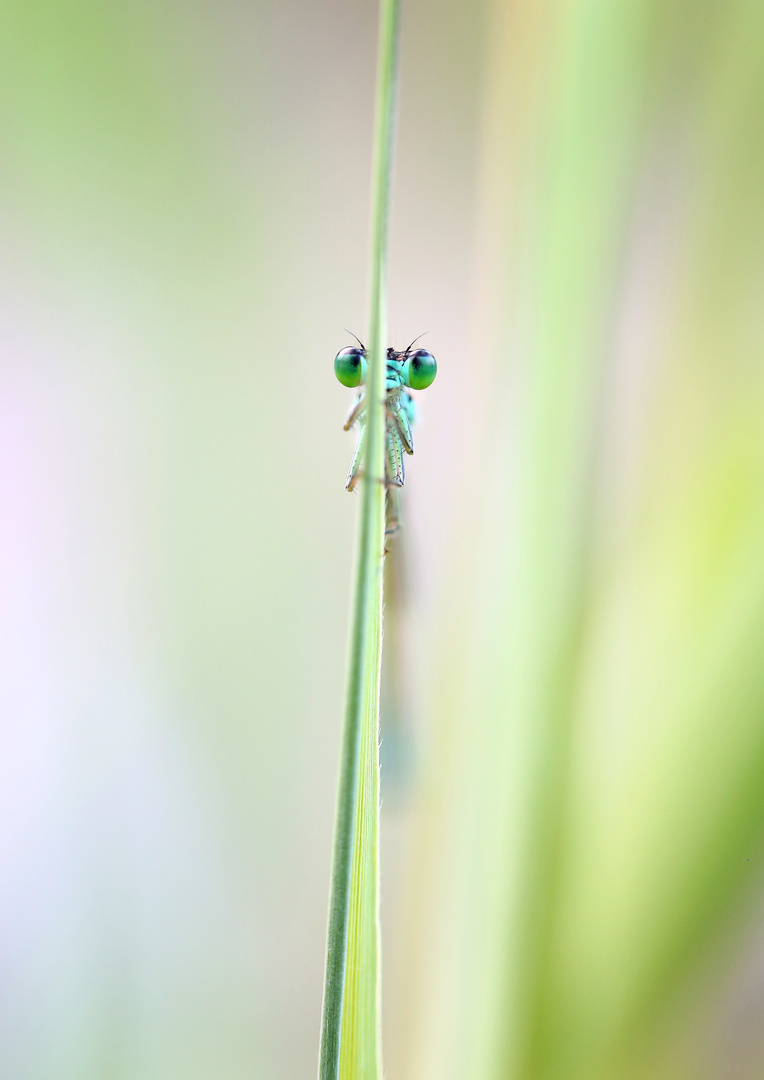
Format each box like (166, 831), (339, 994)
(343, 329), (367, 353)
(402, 331), (428, 355)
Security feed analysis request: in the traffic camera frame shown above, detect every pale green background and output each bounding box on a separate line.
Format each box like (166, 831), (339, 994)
(0, 1), (482, 1076)
(3, 2), (764, 1079)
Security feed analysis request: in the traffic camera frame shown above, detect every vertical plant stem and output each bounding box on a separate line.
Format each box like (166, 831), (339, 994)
(318, 2), (401, 1079)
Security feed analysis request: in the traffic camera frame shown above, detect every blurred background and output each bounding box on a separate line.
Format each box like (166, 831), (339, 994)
(1, 1), (764, 1078)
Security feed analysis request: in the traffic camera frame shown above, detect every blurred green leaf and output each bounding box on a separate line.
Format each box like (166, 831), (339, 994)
(397, 2), (764, 1078)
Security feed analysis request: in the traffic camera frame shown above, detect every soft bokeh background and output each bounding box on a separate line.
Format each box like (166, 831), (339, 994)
(0, 1), (481, 1076)
(2, 1), (764, 1078)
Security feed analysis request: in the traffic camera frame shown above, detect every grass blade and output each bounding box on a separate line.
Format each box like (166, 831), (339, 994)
(318, 1), (401, 1078)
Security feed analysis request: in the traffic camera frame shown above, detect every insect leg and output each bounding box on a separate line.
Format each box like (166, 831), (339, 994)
(346, 424), (366, 491)
(385, 485), (402, 539)
(391, 400), (414, 454)
(344, 392), (367, 431)
(386, 426), (405, 488)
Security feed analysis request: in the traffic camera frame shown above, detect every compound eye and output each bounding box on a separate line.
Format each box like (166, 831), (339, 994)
(405, 349), (437, 390)
(334, 346), (366, 388)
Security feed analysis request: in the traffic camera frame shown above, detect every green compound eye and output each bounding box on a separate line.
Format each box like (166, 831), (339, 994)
(334, 346), (366, 388)
(403, 349), (437, 390)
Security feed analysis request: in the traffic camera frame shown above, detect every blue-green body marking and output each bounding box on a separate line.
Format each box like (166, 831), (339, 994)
(335, 343), (437, 534)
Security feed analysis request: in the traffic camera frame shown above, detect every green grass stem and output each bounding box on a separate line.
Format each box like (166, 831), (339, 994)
(317, 1), (400, 1078)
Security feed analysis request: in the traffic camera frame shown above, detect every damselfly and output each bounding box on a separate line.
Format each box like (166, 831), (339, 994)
(334, 337), (437, 535)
